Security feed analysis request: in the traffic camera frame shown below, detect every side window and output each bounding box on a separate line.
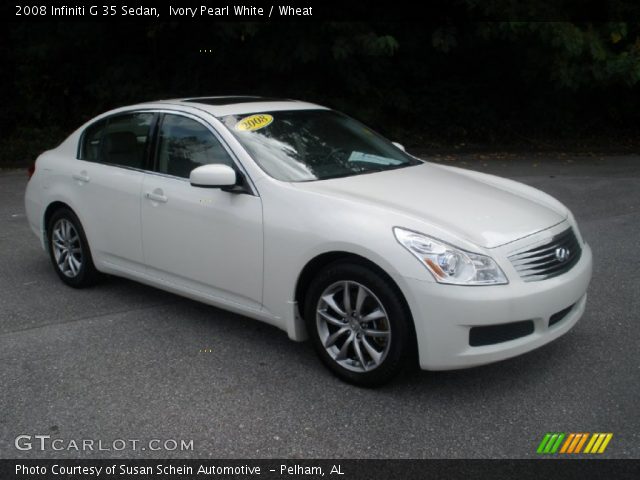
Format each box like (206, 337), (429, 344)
(81, 118), (107, 162)
(80, 112), (154, 169)
(156, 114), (234, 178)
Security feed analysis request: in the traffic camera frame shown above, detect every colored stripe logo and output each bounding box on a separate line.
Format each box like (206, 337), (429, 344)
(537, 433), (612, 454)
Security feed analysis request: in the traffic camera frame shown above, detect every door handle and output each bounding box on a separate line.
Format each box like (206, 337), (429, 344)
(145, 191), (168, 204)
(72, 171), (90, 183)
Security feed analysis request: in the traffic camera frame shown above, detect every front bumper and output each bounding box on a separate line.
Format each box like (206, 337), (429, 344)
(403, 242), (593, 370)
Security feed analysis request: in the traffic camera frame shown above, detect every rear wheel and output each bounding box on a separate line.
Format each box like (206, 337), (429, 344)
(304, 261), (415, 386)
(47, 208), (100, 288)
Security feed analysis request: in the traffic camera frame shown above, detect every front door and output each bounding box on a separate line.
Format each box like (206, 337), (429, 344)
(140, 113), (263, 309)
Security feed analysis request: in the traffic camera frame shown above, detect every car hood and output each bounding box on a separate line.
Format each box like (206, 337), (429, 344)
(290, 162), (566, 248)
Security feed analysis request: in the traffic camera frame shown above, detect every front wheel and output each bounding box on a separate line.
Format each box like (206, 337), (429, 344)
(304, 262), (415, 387)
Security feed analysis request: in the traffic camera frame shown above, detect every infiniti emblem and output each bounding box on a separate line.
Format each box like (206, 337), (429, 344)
(555, 247), (570, 263)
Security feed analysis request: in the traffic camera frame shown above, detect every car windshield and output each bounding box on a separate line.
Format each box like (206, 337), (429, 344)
(220, 110), (421, 182)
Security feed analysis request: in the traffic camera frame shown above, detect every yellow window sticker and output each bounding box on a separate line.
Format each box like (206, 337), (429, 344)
(235, 114), (274, 132)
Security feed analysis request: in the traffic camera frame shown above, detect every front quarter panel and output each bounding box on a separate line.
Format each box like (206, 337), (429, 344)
(257, 177), (437, 340)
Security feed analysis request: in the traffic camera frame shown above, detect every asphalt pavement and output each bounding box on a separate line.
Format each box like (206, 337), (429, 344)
(0, 153), (638, 459)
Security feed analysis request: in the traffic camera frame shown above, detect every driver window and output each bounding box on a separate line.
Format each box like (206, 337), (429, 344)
(156, 114), (233, 178)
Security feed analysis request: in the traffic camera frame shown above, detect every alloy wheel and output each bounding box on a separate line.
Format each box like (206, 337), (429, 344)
(316, 280), (391, 372)
(51, 218), (83, 278)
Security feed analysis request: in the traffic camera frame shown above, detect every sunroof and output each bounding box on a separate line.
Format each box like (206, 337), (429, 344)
(182, 96), (284, 105)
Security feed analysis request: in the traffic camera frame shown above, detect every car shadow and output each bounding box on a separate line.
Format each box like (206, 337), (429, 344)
(92, 274), (580, 398)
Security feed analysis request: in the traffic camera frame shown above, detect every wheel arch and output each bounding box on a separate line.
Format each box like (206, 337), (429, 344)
(43, 201), (75, 238)
(294, 251), (417, 348)
(42, 201), (87, 254)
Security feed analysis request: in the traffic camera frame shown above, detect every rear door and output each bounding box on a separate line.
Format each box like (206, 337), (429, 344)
(140, 112), (263, 309)
(73, 111), (155, 273)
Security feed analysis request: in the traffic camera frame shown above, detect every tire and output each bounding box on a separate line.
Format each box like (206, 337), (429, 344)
(304, 261), (415, 387)
(47, 207), (101, 288)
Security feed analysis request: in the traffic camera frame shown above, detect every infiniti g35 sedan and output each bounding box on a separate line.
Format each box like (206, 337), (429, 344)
(25, 96), (592, 386)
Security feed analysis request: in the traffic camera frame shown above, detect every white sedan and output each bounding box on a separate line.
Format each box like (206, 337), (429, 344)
(24, 97), (592, 386)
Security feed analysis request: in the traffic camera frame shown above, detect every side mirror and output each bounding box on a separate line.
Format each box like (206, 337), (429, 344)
(190, 164), (236, 189)
(392, 142), (406, 152)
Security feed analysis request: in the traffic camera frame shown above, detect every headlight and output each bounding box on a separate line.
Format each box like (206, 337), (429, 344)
(393, 227), (508, 285)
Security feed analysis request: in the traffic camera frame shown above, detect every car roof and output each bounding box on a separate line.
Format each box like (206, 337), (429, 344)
(148, 96), (328, 117)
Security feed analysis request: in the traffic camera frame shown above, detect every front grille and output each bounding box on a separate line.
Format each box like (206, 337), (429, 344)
(508, 228), (581, 282)
(469, 320), (535, 347)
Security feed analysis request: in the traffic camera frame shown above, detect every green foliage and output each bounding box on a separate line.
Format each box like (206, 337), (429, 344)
(1, 19), (639, 166)
(480, 22), (640, 87)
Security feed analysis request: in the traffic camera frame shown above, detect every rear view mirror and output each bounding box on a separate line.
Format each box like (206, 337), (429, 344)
(190, 164), (236, 188)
